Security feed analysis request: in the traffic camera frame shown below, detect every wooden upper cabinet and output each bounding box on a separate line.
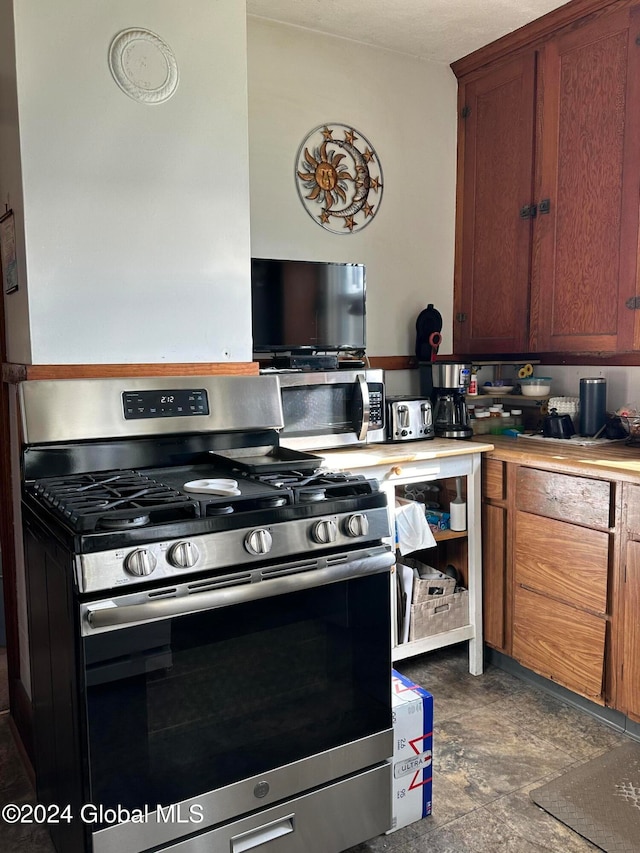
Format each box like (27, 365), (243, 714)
(454, 1), (640, 357)
(530, 5), (640, 353)
(455, 55), (536, 355)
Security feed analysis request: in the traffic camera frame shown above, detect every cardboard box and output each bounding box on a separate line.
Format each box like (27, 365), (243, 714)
(387, 669), (433, 833)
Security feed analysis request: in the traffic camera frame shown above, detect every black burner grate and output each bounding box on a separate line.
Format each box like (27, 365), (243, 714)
(29, 470), (198, 532)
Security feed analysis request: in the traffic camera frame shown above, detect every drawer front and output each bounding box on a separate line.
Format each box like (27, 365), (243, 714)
(483, 458), (505, 501)
(515, 511), (609, 614)
(516, 467), (611, 529)
(513, 586), (606, 700)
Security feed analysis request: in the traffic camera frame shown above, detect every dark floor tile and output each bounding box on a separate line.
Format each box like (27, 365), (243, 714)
(404, 806), (551, 853)
(0, 716), (33, 803)
(0, 792), (57, 853)
(485, 776), (599, 852)
(433, 703), (576, 806)
(398, 649), (527, 724)
(496, 685), (628, 761)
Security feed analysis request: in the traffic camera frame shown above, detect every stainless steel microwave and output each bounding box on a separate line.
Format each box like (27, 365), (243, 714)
(277, 369), (385, 451)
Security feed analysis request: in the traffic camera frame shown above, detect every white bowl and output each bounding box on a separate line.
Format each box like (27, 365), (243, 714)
(482, 385), (514, 396)
(519, 378), (552, 396)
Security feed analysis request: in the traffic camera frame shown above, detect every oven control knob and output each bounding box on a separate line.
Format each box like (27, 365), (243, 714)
(344, 513), (369, 538)
(312, 519), (338, 544)
(167, 541), (200, 569)
(245, 528), (273, 555)
(124, 548), (157, 577)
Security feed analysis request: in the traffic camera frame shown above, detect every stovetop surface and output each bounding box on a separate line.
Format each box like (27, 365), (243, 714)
(25, 463), (378, 536)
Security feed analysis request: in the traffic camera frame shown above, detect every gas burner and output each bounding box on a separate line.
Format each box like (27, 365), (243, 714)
(206, 505), (234, 516)
(298, 488), (327, 503)
(98, 514), (151, 530)
(255, 497), (288, 508)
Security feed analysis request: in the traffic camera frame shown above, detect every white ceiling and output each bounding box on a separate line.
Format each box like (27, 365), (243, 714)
(246, 0), (571, 64)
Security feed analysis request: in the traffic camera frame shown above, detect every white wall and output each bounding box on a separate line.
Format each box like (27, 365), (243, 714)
(533, 365), (640, 415)
(2, 0), (252, 364)
(247, 18), (458, 360)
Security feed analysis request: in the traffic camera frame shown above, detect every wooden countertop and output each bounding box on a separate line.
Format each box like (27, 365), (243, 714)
(318, 438), (494, 471)
(476, 434), (640, 483)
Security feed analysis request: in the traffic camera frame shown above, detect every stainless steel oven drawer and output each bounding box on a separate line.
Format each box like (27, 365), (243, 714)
(155, 764), (391, 853)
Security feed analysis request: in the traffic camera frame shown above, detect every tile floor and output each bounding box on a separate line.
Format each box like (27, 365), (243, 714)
(0, 644), (630, 852)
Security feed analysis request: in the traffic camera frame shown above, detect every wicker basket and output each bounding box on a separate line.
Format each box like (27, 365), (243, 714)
(397, 557), (457, 603)
(409, 589), (469, 641)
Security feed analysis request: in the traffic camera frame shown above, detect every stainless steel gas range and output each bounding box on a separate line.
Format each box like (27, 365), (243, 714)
(18, 375), (394, 853)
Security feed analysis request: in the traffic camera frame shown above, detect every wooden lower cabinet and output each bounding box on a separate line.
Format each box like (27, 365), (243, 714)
(481, 458), (508, 652)
(620, 538), (640, 721)
(482, 502), (507, 651)
(482, 459), (617, 706)
(512, 586), (606, 700)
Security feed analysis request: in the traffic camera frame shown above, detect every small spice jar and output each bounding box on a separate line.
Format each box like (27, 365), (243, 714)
(510, 409), (524, 432)
(473, 412), (491, 434)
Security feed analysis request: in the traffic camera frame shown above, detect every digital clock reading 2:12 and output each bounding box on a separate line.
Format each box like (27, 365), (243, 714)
(122, 389), (209, 420)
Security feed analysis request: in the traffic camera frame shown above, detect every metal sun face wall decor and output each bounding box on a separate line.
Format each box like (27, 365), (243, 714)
(295, 123), (383, 234)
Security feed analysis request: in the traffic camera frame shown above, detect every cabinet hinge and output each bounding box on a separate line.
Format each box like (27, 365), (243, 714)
(626, 296), (640, 310)
(456, 312), (467, 323)
(520, 204), (537, 219)
(461, 106), (471, 118)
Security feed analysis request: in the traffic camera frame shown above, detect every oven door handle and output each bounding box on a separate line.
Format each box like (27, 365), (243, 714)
(85, 547), (394, 633)
(355, 373), (370, 441)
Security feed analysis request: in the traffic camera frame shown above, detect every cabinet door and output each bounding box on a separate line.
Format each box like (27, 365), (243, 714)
(454, 54), (536, 354)
(620, 539), (640, 721)
(530, 5), (640, 353)
(513, 586), (606, 700)
(482, 502), (507, 651)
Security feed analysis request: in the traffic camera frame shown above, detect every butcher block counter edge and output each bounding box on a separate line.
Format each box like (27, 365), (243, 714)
(318, 439), (494, 471)
(474, 435), (640, 484)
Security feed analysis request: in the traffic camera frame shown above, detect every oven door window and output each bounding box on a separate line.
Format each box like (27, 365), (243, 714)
(280, 384), (358, 436)
(83, 573), (391, 813)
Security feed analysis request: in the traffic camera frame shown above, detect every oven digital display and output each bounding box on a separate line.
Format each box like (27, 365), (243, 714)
(122, 389), (209, 419)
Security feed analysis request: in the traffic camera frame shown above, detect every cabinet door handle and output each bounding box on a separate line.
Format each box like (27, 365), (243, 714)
(538, 198), (551, 214)
(520, 204), (537, 219)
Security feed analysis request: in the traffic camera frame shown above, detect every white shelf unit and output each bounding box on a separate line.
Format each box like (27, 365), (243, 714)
(352, 451), (484, 676)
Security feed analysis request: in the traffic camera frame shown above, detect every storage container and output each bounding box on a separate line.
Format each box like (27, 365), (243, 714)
(399, 561), (457, 602)
(519, 377), (552, 396)
(409, 589), (469, 640)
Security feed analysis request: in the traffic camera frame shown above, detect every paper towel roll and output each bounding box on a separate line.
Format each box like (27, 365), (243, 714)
(450, 477), (466, 531)
(449, 500), (466, 532)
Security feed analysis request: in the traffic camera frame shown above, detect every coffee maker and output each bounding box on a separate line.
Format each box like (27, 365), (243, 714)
(431, 362), (473, 439)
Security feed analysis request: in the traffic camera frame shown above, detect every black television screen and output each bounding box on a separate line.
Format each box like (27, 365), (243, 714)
(251, 259), (366, 352)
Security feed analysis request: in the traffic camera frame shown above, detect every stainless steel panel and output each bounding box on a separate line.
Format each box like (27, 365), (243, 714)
(76, 507), (392, 593)
(82, 545), (394, 634)
(280, 427), (386, 451)
(431, 362), (472, 390)
(276, 369), (383, 388)
(91, 740), (392, 853)
(277, 368), (386, 450)
(18, 376), (284, 444)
